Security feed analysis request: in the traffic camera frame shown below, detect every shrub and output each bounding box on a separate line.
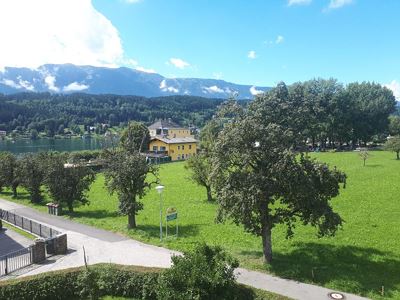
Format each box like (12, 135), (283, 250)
(0, 264), (160, 300)
(157, 243), (239, 300)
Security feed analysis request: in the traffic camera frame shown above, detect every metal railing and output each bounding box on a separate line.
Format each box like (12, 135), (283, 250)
(0, 209), (61, 238)
(0, 246), (32, 276)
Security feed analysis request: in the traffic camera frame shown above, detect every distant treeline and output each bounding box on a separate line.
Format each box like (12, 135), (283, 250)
(0, 93), (225, 135)
(0, 79), (398, 146)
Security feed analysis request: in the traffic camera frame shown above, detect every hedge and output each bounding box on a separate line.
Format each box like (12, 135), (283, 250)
(0, 264), (161, 300)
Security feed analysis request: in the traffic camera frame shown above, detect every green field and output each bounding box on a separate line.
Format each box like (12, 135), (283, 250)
(1, 151), (399, 299)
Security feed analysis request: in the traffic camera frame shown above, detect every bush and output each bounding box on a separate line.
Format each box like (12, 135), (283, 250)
(0, 264), (161, 300)
(157, 243), (239, 300)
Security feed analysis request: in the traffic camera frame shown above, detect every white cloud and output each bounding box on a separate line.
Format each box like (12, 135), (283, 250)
(1, 79), (21, 89)
(124, 0), (141, 3)
(0, 0), (124, 70)
(1, 78), (34, 91)
(250, 86), (264, 96)
(135, 66), (157, 73)
(63, 82), (89, 92)
(17, 77), (35, 91)
(44, 75), (59, 92)
(326, 0), (353, 10)
(203, 85), (224, 94)
(159, 79), (179, 93)
(288, 0), (312, 6)
(384, 80), (400, 100)
(248, 50), (257, 59)
(168, 58), (190, 69)
(276, 35), (285, 44)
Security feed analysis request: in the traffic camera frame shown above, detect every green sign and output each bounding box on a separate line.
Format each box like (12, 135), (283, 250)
(166, 212), (177, 221)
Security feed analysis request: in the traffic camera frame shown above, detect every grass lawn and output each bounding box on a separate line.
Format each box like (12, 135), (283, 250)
(1, 151), (399, 299)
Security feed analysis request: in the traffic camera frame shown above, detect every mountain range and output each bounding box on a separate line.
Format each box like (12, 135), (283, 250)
(0, 64), (270, 99)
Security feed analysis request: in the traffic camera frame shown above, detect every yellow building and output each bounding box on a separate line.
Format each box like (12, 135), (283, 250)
(148, 119), (194, 139)
(149, 136), (198, 161)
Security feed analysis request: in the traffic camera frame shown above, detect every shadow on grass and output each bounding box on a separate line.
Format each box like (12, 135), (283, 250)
(65, 209), (120, 219)
(131, 224), (201, 239)
(364, 164), (383, 168)
(241, 242), (400, 298)
(0, 191), (31, 201)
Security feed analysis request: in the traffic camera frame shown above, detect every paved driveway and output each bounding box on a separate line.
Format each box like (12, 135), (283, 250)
(0, 227), (33, 256)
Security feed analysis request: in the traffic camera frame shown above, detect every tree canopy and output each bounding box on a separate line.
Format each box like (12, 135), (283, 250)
(210, 83), (347, 263)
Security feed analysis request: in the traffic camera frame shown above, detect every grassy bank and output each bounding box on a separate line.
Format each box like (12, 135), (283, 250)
(2, 222), (36, 240)
(1, 151), (399, 299)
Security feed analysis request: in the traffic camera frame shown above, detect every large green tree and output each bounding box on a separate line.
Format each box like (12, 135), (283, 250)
(103, 150), (158, 228)
(185, 153), (213, 202)
(119, 122), (151, 153)
(211, 84), (347, 264)
(0, 152), (20, 197)
(18, 153), (47, 203)
(45, 153), (96, 212)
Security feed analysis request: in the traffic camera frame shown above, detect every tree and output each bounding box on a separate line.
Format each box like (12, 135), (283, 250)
(18, 153), (46, 203)
(45, 153), (95, 212)
(0, 152), (20, 197)
(359, 150), (370, 166)
(158, 243), (239, 300)
(389, 116), (400, 136)
(119, 122), (150, 153)
(211, 85), (347, 264)
(185, 153), (213, 202)
(385, 136), (400, 160)
(103, 150), (158, 228)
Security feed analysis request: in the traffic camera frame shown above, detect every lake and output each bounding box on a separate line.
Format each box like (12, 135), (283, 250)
(0, 138), (105, 155)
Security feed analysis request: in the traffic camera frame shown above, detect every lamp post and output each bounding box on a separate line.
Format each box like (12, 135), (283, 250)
(155, 185), (165, 241)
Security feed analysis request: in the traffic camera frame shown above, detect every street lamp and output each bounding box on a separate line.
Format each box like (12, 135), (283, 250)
(155, 185), (165, 241)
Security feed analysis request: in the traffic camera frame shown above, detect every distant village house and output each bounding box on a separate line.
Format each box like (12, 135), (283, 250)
(148, 119), (198, 161)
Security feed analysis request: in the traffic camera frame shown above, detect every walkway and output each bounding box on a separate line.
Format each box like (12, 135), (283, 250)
(0, 198), (369, 300)
(0, 226), (32, 256)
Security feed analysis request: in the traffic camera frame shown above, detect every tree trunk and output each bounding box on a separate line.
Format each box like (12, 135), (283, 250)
(68, 202), (74, 213)
(127, 213), (136, 229)
(397, 151), (399, 160)
(261, 223), (273, 264)
(12, 183), (18, 198)
(206, 185), (213, 202)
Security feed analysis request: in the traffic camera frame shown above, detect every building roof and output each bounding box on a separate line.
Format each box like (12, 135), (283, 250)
(148, 119), (183, 129)
(151, 137), (198, 144)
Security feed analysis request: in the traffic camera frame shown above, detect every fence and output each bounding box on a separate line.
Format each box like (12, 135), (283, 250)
(0, 209), (61, 238)
(0, 246), (32, 276)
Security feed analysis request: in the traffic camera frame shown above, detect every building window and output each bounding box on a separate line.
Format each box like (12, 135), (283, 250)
(160, 146), (166, 151)
(177, 155), (181, 160)
(178, 145), (180, 150)
(153, 146), (158, 151)
(189, 145), (192, 150)
(182, 145), (185, 150)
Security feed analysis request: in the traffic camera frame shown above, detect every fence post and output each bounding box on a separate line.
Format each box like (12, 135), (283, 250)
(5, 255), (8, 275)
(39, 224), (42, 237)
(30, 220), (32, 233)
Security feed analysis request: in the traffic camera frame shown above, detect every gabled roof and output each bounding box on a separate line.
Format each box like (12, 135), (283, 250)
(151, 137), (198, 144)
(148, 119), (183, 129)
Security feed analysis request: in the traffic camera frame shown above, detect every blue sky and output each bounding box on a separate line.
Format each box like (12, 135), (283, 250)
(0, 0), (399, 97)
(91, 0), (399, 90)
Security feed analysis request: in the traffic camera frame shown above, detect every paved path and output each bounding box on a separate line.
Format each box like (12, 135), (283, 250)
(0, 226), (32, 256)
(0, 198), (369, 300)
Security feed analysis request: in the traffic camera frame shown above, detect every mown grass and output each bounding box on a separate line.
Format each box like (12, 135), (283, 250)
(1, 151), (400, 299)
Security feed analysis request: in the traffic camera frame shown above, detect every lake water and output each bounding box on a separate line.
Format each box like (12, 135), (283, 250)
(0, 138), (105, 155)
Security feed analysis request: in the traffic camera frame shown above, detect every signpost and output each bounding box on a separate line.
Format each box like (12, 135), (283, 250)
(166, 207), (178, 238)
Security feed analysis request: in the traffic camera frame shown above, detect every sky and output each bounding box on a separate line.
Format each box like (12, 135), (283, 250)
(0, 0), (399, 98)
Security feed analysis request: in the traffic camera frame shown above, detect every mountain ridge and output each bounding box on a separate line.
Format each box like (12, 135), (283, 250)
(0, 64), (270, 99)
